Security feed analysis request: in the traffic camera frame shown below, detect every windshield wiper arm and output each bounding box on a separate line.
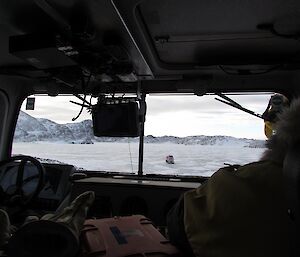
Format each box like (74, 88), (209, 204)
(215, 93), (263, 119)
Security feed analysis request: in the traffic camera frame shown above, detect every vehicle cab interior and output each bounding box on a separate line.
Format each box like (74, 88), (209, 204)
(0, 0), (300, 257)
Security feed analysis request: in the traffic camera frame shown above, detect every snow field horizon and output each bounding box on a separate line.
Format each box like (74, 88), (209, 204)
(12, 142), (265, 177)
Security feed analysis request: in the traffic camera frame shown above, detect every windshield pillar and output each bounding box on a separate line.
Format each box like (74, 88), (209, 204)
(138, 93), (146, 176)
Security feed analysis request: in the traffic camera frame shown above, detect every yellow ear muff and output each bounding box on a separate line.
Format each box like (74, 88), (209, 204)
(264, 121), (276, 138)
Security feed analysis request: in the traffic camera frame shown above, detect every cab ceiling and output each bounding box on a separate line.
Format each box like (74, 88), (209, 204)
(114, 0), (300, 73)
(0, 0), (300, 95)
(0, 0), (151, 76)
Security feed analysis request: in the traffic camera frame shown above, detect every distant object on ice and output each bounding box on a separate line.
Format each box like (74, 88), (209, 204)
(166, 155), (175, 164)
(81, 138), (94, 144)
(69, 139), (94, 144)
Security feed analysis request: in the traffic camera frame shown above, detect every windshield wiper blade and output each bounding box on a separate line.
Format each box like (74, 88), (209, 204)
(215, 93), (263, 119)
(215, 93), (242, 107)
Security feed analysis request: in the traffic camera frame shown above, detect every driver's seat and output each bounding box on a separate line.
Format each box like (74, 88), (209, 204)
(0, 209), (10, 250)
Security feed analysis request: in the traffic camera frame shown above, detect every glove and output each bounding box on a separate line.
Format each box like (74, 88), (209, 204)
(7, 191), (95, 257)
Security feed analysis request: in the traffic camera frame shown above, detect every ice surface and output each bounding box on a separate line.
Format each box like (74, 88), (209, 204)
(12, 142), (265, 177)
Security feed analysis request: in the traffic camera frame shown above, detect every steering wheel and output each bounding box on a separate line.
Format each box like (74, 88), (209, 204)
(0, 155), (45, 209)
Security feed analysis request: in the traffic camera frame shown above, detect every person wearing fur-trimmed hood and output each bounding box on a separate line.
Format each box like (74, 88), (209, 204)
(167, 95), (299, 257)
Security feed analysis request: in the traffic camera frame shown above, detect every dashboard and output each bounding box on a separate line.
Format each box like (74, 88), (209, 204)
(71, 176), (201, 226)
(0, 160), (201, 225)
(33, 163), (75, 210)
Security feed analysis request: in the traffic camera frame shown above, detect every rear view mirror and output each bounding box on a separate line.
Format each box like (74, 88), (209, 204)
(26, 97), (35, 110)
(92, 101), (139, 137)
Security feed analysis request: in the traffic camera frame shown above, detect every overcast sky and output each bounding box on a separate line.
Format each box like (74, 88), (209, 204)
(21, 93), (272, 140)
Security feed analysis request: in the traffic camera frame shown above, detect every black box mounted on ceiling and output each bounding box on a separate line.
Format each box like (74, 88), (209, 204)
(9, 33), (77, 69)
(92, 102), (140, 137)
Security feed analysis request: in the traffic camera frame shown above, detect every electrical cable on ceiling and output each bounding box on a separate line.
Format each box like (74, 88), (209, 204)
(72, 95), (87, 121)
(72, 72), (92, 121)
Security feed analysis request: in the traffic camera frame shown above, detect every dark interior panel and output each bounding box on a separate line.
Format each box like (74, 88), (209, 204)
(71, 177), (200, 226)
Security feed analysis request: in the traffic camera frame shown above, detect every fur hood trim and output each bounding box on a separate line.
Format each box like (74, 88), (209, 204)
(260, 98), (300, 164)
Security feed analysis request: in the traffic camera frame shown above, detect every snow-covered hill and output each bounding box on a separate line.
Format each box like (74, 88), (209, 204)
(14, 111), (266, 148)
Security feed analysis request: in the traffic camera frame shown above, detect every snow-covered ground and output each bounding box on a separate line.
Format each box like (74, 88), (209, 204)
(12, 142), (265, 177)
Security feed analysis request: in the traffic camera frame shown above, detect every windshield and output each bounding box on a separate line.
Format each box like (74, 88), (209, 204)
(12, 93), (271, 177)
